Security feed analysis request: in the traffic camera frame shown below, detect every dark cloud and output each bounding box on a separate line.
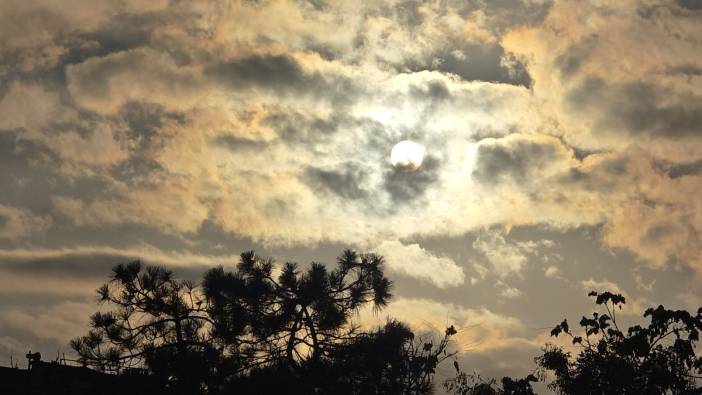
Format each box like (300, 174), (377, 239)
(0, 10), (162, 91)
(568, 78), (702, 138)
(80, 13), (159, 56)
(253, 108), (387, 148)
(638, 1), (702, 19)
(642, 223), (678, 244)
(121, 102), (184, 150)
(401, 43), (532, 87)
(571, 146), (603, 161)
(208, 54), (359, 105)
(109, 103), (182, 187)
(438, 45), (531, 87)
(372, 0), (551, 87)
(386, 0), (551, 32)
(65, 47), (204, 114)
(210, 54), (307, 89)
(305, 162), (369, 200)
(557, 155), (628, 193)
(472, 140), (561, 185)
(677, 0), (702, 10)
(0, 252), (207, 283)
(0, 131), (61, 214)
(554, 36), (598, 79)
(409, 79), (451, 103)
(665, 64), (702, 78)
(657, 158), (702, 178)
(211, 134), (268, 152)
(384, 155), (440, 203)
(109, 155), (164, 187)
(49, 11), (162, 79)
(0, 130), (60, 167)
(263, 109), (344, 143)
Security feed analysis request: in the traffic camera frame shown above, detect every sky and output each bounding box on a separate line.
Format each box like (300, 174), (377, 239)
(1, 0), (701, 390)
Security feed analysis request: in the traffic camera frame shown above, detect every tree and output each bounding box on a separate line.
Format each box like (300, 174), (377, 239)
(70, 261), (219, 393)
(71, 250), (457, 394)
(325, 321), (457, 394)
(202, 250), (392, 370)
(231, 320), (457, 395)
(444, 364), (537, 395)
(537, 291), (702, 394)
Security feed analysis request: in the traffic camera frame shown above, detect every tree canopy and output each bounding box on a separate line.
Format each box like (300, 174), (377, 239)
(538, 291), (702, 394)
(445, 291), (702, 395)
(72, 250), (455, 394)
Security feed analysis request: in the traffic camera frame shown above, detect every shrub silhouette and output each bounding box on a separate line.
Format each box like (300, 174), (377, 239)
(537, 291), (702, 394)
(71, 250), (455, 394)
(445, 291), (702, 395)
(444, 370), (537, 395)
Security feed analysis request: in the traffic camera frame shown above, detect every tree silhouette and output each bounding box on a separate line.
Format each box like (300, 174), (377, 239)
(230, 320), (456, 394)
(70, 250), (456, 394)
(60, 258), (702, 394)
(445, 291), (702, 395)
(202, 250), (392, 369)
(444, 365), (537, 395)
(538, 291), (702, 394)
(70, 261), (219, 393)
(325, 321), (457, 394)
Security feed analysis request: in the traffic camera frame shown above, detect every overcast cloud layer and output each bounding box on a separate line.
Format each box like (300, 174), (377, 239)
(1, 0), (702, 391)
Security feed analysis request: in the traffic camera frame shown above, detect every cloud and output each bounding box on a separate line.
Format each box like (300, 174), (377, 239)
(208, 53), (343, 96)
(0, 0), (694, 279)
(0, 204), (51, 240)
(0, 0), (112, 73)
(678, 0), (702, 10)
(473, 230), (554, 278)
(2, 301), (95, 343)
(305, 162), (370, 200)
(52, 66), (543, 246)
(566, 78), (702, 138)
(0, 245), (241, 269)
(602, 199), (702, 269)
(355, 0), (545, 87)
(0, 245), (239, 299)
(47, 124), (129, 166)
(52, 182), (210, 235)
(664, 158), (702, 179)
(359, 297), (530, 353)
(496, 0), (702, 271)
(66, 47), (206, 114)
(374, 240), (464, 288)
(503, 0), (702, 157)
(0, 82), (66, 130)
(472, 133), (576, 186)
(383, 155), (442, 203)
(495, 280), (522, 299)
(545, 265), (562, 279)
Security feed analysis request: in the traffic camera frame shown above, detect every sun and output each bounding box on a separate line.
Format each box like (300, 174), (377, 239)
(390, 140), (425, 170)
